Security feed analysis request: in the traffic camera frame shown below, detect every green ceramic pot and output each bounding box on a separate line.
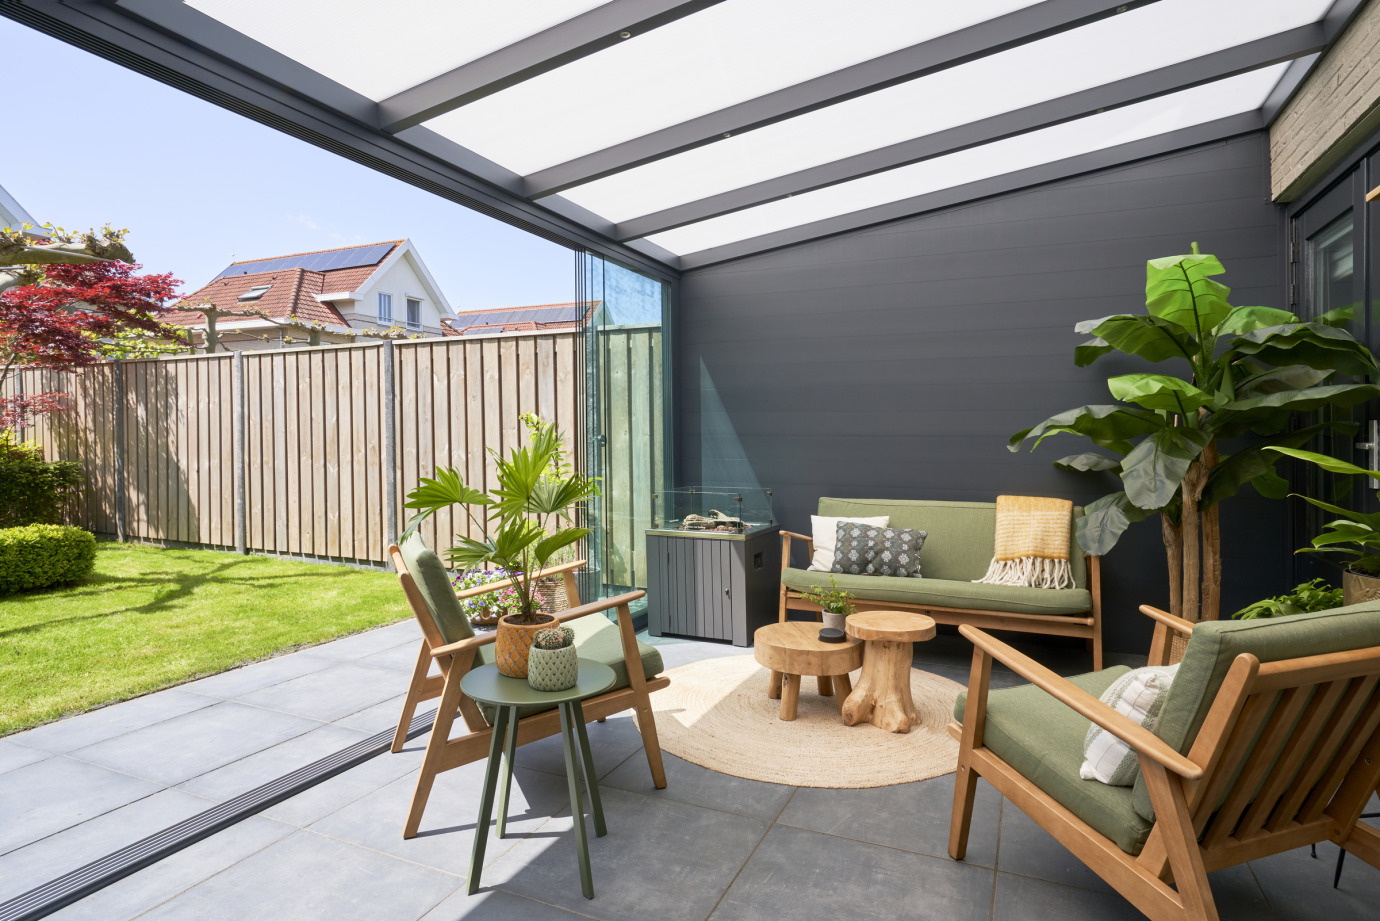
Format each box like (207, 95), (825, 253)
(527, 643), (579, 692)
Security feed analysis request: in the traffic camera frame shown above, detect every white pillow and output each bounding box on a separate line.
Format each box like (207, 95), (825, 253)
(808, 515), (889, 571)
(1080, 664), (1178, 786)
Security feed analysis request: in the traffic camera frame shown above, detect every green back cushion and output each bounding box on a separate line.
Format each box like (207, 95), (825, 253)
(399, 532), (475, 646)
(1131, 601), (1380, 821)
(817, 498), (1087, 587)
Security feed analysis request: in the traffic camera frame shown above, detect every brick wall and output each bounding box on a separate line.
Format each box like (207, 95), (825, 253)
(1271, 0), (1380, 200)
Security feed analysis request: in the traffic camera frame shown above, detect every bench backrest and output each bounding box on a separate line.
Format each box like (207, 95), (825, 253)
(817, 497), (1087, 587)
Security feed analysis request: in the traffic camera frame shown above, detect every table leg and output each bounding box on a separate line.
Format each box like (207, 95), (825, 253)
(495, 705), (519, 838)
(818, 675), (834, 697)
(833, 673), (853, 712)
(779, 673), (801, 721)
(768, 669), (783, 700)
(558, 701), (595, 899)
(466, 705), (509, 894)
(571, 699), (606, 837)
(842, 640), (918, 733)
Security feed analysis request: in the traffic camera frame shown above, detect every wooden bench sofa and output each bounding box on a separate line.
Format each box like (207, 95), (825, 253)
(779, 497), (1103, 669)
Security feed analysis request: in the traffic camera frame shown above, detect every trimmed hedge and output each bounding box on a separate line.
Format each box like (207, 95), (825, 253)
(0, 525), (97, 595)
(0, 439), (83, 527)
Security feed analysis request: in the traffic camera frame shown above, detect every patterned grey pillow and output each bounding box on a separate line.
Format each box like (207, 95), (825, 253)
(831, 523), (927, 577)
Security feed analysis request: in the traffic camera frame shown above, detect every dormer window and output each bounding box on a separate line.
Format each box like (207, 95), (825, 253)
(237, 284), (272, 302)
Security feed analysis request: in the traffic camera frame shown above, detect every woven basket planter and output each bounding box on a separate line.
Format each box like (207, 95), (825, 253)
(536, 576), (570, 614)
(528, 644), (579, 692)
(494, 612), (556, 678)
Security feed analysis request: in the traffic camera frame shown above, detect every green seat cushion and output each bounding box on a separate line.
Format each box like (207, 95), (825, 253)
(1130, 601), (1380, 822)
(398, 532), (474, 645)
(817, 498), (1088, 588)
(955, 666), (1153, 855)
(475, 612), (664, 722)
(781, 568), (1092, 616)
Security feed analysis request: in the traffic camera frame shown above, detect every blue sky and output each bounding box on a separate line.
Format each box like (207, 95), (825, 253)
(0, 18), (572, 313)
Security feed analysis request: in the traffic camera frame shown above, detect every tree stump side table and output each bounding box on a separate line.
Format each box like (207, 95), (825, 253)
(841, 611), (936, 733)
(753, 622), (863, 721)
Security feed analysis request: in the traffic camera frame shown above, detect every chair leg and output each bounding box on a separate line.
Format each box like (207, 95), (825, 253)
(404, 667), (467, 839)
(633, 685), (667, 789)
(391, 641), (431, 753)
(1141, 763), (1220, 921)
(949, 761), (979, 860)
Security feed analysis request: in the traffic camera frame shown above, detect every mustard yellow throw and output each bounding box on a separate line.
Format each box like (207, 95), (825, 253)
(974, 495), (1074, 589)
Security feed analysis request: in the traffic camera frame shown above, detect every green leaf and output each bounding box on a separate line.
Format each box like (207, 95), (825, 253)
(1230, 322), (1379, 377)
(1108, 373), (1210, 414)
(1053, 453), (1122, 473)
(1120, 427), (1212, 509)
(1074, 337), (1114, 367)
(1145, 252), (1233, 336)
(1215, 305), (1297, 337)
(1232, 364), (1332, 398)
(1251, 469), (1290, 499)
(1078, 314), (1196, 365)
(1009, 404), (1162, 456)
(1076, 491), (1149, 556)
(533, 528), (591, 566)
(1268, 447), (1380, 480)
(1316, 304), (1355, 328)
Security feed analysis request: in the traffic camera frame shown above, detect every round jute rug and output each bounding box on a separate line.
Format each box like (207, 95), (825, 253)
(634, 654), (964, 788)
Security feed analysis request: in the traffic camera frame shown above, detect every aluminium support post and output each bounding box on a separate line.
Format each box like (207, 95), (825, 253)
(382, 341), (398, 567)
(233, 351), (247, 554)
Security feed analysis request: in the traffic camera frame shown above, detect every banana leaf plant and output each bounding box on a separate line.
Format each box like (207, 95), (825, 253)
(1267, 447), (1380, 576)
(402, 414), (599, 624)
(1011, 243), (1379, 622)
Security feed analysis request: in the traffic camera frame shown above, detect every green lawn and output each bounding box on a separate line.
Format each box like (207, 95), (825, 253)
(0, 542), (410, 735)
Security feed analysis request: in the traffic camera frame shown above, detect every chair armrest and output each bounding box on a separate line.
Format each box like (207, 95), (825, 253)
(453, 559), (586, 602)
(958, 625), (1202, 780)
(1141, 605), (1194, 667)
(1141, 605), (1194, 636)
(780, 530), (814, 572)
(429, 589), (645, 659)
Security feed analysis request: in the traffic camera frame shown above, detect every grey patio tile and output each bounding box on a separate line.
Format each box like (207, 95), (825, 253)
(308, 760), (570, 874)
(996, 799), (1114, 894)
(486, 786), (768, 921)
(48, 816), (294, 921)
(710, 823), (993, 921)
(134, 830), (459, 921)
(513, 711), (649, 780)
(8, 689), (217, 754)
(1251, 841), (1380, 921)
(180, 650), (335, 699)
(298, 623), (419, 662)
(237, 662), (405, 723)
(0, 757), (161, 856)
(69, 701), (321, 786)
(355, 640), (434, 674)
(261, 747), (424, 827)
(0, 788), (212, 903)
(777, 773), (1002, 867)
(652, 638), (754, 670)
(420, 889), (593, 920)
(332, 693), (425, 735)
(993, 872), (1144, 921)
(0, 739), (48, 775)
(177, 724), (371, 800)
(600, 750), (794, 822)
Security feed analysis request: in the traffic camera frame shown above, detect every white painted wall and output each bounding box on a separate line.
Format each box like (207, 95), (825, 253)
(337, 248), (451, 336)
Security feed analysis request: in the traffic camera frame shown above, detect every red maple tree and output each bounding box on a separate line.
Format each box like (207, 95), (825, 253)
(0, 259), (188, 429)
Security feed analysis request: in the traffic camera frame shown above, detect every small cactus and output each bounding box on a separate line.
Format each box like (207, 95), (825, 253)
(533, 625), (574, 650)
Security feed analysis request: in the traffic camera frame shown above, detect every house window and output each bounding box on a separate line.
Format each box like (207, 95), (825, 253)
(237, 284), (272, 302)
(406, 297), (422, 329)
(377, 292), (392, 322)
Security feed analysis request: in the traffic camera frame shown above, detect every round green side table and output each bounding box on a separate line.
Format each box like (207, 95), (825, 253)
(460, 659), (616, 900)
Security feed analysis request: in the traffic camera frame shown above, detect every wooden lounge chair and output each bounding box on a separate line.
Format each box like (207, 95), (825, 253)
(949, 602), (1380, 921)
(389, 534), (669, 839)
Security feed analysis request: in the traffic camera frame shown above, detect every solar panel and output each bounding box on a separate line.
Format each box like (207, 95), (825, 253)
(211, 242), (394, 280)
(456, 303), (590, 328)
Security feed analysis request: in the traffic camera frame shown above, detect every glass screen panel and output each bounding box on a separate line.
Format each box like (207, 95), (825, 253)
(187, 0), (609, 100)
(424, 0), (1042, 175)
(565, 0), (1332, 224)
(646, 65), (1288, 255)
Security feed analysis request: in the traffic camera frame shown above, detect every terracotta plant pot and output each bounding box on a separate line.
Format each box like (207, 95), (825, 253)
(495, 612), (556, 677)
(528, 644), (579, 692)
(1343, 569), (1380, 607)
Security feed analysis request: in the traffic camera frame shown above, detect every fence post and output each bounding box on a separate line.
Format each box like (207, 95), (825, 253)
(233, 351), (247, 555)
(382, 340), (397, 565)
(113, 360), (126, 542)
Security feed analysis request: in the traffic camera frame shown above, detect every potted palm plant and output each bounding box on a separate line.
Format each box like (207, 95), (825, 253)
(404, 415), (598, 677)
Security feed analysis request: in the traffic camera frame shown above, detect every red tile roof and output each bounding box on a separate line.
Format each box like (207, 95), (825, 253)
(168, 241), (402, 328)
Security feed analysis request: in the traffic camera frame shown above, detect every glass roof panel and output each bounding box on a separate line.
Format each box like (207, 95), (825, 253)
(186, 0), (609, 100)
(424, 0), (1043, 175)
(646, 65), (1288, 256)
(564, 0), (1331, 223)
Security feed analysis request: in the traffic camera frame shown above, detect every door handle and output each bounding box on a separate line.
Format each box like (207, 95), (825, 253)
(1355, 419), (1380, 486)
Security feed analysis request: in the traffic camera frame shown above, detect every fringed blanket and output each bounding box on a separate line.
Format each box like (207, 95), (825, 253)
(974, 495), (1075, 590)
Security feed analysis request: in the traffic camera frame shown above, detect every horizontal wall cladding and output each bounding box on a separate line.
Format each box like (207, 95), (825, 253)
(677, 134), (1284, 654)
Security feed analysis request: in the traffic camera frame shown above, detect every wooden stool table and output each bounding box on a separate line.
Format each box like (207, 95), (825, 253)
(841, 610), (936, 733)
(753, 622), (864, 721)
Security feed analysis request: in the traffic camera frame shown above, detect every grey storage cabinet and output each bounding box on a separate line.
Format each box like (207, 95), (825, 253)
(645, 526), (781, 646)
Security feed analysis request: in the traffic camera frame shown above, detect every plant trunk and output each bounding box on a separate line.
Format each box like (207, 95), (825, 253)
(1162, 513), (1183, 618)
(1181, 461), (1204, 622)
(1199, 439), (1221, 621)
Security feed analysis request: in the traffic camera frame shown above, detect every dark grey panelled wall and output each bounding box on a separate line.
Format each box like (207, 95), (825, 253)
(675, 133), (1286, 654)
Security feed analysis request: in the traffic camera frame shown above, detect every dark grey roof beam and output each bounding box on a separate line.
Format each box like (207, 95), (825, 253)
(377, 0), (728, 133)
(523, 0), (1165, 197)
(677, 112), (1263, 271)
(617, 24), (1325, 241)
